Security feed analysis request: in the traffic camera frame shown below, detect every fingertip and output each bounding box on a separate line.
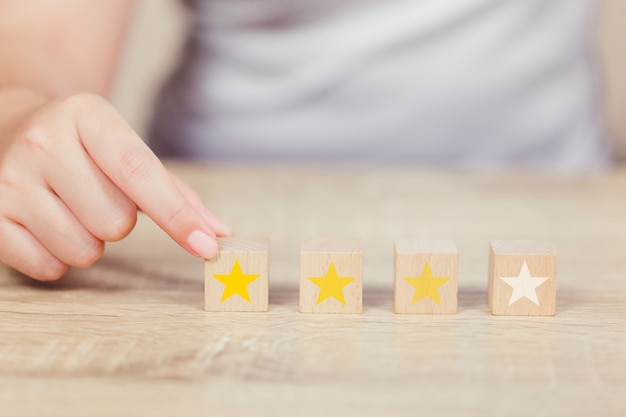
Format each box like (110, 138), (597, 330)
(35, 261), (69, 282)
(186, 230), (219, 259)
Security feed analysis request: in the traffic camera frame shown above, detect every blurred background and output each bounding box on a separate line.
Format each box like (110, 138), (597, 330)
(110, 0), (626, 160)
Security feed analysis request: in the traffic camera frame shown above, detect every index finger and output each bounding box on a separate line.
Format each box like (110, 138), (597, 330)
(73, 95), (219, 259)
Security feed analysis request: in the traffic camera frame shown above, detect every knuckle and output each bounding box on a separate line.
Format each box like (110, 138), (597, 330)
(165, 205), (195, 233)
(11, 96), (85, 161)
(103, 207), (137, 242)
(118, 147), (154, 184)
(0, 166), (18, 191)
(59, 93), (102, 113)
(11, 94), (108, 160)
(18, 118), (54, 157)
(0, 220), (68, 281)
(72, 238), (104, 268)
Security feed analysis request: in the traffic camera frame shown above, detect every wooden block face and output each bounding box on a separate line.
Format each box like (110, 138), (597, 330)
(299, 238), (363, 314)
(488, 240), (557, 316)
(393, 239), (458, 314)
(205, 237), (269, 312)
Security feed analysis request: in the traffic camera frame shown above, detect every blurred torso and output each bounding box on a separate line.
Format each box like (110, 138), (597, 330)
(150, 0), (610, 170)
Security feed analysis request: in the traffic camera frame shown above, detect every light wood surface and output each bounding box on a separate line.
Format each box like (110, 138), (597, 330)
(2, 162), (626, 416)
(205, 237), (269, 312)
(394, 239), (458, 314)
(299, 238), (363, 314)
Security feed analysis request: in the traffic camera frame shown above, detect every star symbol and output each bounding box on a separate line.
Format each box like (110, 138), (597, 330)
(403, 262), (450, 304)
(500, 261), (549, 306)
(308, 262), (355, 305)
(212, 258), (261, 303)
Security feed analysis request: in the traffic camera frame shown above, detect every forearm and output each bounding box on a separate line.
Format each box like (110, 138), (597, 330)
(0, 0), (136, 98)
(0, 42), (86, 97)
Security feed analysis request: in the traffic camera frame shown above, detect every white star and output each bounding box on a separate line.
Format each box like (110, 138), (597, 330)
(500, 261), (549, 306)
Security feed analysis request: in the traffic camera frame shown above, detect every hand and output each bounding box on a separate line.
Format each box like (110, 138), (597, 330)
(0, 91), (230, 281)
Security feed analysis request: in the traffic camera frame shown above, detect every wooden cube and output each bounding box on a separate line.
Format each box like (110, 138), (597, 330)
(488, 240), (557, 316)
(393, 239), (458, 314)
(299, 238), (363, 314)
(205, 237), (269, 312)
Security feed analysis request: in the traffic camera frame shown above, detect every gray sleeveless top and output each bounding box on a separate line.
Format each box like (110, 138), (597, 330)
(149, 0), (611, 171)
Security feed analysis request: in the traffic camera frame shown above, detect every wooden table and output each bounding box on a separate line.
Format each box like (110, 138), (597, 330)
(2, 162), (626, 416)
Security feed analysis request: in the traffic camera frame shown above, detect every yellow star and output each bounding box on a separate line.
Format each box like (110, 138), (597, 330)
(308, 262), (355, 305)
(212, 258), (260, 303)
(403, 262), (450, 304)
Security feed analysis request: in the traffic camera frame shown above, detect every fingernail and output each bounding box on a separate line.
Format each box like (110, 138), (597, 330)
(187, 230), (219, 258)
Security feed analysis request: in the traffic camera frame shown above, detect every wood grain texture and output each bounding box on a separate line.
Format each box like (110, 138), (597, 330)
(1, 162), (626, 416)
(299, 238), (363, 314)
(488, 240), (557, 316)
(205, 237), (269, 312)
(394, 239), (458, 314)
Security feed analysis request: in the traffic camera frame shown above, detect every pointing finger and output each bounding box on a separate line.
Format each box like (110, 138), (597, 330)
(72, 94), (218, 258)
